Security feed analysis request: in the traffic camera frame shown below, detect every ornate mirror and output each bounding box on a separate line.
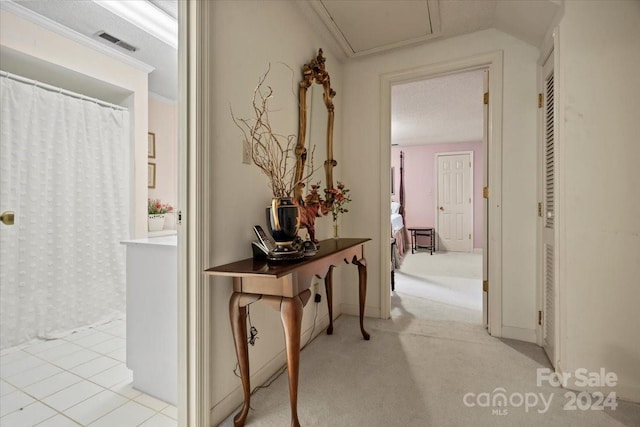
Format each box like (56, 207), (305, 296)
(293, 49), (336, 205)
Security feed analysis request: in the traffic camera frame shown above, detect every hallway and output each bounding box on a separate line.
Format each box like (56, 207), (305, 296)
(219, 315), (640, 426)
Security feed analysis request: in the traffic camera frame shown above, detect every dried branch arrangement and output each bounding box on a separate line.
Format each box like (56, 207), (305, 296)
(232, 65), (316, 198)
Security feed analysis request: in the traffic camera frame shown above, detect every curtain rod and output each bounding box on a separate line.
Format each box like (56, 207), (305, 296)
(0, 70), (128, 111)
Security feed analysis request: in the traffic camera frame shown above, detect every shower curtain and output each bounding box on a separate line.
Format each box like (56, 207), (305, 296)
(0, 75), (130, 349)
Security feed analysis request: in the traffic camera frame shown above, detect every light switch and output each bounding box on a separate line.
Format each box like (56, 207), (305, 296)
(242, 140), (251, 164)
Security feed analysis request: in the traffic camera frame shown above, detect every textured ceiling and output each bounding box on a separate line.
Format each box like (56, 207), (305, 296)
(392, 69), (485, 145)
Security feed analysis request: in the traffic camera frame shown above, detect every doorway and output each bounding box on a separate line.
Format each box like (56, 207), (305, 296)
(389, 69), (485, 325)
(0, 2), (182, 425)
(380, 51), (504, 335)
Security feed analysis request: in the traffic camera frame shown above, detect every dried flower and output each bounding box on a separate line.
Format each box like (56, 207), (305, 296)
(148, 198), (173, 214)
(329, 181), (351, 222)
(231, 65), (317, 198)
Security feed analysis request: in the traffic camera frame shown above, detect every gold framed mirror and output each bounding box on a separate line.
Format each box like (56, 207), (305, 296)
(293, 49), (337, 205)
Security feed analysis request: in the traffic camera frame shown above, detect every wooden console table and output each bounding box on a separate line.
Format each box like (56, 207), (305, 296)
(204, 238), (371, 427)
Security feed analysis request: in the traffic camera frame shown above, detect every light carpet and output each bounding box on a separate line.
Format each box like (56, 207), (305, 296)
(393, 251), (483, 324)
(219, 315), (639, 426)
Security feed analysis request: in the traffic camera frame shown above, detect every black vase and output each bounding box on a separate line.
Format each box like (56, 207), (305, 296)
(265, 197), (303, 260)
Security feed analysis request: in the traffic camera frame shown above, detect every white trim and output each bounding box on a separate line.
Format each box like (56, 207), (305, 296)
(553, 26), (565, 373)
(0, 0), (155, 74)
(179, 1), (211, 426)
(379, 51), (503, 338)
(178, 1), (189, 425)
(0, 70), (128, 110)
(434, 150), (474, 253)
(535, 51), (544, 349)
(308, 0), (441, 58)
(501, 326), (537, 343)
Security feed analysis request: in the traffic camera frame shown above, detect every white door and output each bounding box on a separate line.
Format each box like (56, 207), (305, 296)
(540, 53), (557, 366)
(437, 152), (473, 252)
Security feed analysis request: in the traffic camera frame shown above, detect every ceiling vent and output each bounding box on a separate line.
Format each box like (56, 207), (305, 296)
(96, 31), (138, 52)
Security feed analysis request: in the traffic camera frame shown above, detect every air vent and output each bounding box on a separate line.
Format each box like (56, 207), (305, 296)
(96, 31), (138, 52)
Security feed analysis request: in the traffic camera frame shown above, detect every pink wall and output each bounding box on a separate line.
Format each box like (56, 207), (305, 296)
(391, 141), (484, 248)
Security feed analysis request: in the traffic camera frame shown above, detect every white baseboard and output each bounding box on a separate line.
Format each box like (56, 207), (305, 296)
(340, 303), (381, 319)
(556, 366), (640, 404)
(473, 247), (483, 254)
(501, 325), (537, 343)
(209, 313), (331, 425)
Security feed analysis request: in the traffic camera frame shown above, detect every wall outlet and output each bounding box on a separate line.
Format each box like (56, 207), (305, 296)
(242, 140), (251, 164)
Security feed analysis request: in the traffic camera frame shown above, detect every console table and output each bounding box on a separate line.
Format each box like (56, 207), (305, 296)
(408, 226), (435, 255)
(204, 238), (371, 427)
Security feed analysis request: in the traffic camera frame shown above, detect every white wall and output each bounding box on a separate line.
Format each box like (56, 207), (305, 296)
(0, 9), (149, 238)
(341, 29), (540, 340)
(206, 1), (343, 423)
(557, 0), (640, 402)
(148, 95), (178, 229)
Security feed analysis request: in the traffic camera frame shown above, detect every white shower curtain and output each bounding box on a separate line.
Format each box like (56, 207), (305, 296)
(0, 75), (130, 349)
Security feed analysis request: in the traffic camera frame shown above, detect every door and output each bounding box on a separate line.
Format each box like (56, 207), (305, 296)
(540, 53), (557, 366)
(436, 152), (473, 252)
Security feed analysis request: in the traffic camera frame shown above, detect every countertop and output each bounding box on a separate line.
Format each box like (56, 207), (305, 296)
(121, 234), (177, 247)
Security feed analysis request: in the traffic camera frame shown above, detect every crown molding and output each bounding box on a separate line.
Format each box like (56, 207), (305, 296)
(0, 0), (155, 74)
(307, 0), (442, 59)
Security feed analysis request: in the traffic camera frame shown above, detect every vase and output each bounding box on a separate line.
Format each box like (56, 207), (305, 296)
(148, 214), (166, 232)
(265, 197), (303, 261)
(333, 221), (339, 238)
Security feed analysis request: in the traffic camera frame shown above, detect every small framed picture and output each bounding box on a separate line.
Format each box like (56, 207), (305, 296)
(148, 132), (156, 158)
(148, 162), (156, 189)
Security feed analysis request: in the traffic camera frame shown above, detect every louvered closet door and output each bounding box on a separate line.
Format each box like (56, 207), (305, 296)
(541, 53), (556, 366)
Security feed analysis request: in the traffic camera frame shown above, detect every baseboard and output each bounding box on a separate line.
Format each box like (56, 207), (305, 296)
(209, 313), (330, 426)
(340, 303), (381, 319)
(500, 325), (537, 343)
(473, 247), (483, 254)
(556, 366), (640, 404)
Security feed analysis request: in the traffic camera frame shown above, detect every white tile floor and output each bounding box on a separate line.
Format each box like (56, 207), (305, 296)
(0, 319), (177, 427)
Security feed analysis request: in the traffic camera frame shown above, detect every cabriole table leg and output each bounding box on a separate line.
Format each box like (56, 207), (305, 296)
(324, 265), (335, 335)
(352, 256), (371, 340)
(229, 292), (250, 426)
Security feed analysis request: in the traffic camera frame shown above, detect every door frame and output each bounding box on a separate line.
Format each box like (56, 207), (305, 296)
(179, 1), (212, 426)
(434, 151), (474, 253)
(379, 51), (504, 337)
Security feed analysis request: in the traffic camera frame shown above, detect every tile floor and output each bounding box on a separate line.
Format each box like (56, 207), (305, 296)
(0, 319), (177, 427)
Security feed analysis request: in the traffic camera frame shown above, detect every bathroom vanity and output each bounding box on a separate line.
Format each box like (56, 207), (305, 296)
(121, 234), (177, 405)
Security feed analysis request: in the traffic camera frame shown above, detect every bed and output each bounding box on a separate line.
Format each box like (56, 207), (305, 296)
(391, 151), (408, 289)
(391, 201), (406, 257)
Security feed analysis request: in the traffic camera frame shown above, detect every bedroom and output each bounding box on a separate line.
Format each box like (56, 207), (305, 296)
(390, 69), (486, 325)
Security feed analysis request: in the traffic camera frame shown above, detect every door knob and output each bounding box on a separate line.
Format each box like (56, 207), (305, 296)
(439, 206), (444, 211)
(1, 211), (15, 225)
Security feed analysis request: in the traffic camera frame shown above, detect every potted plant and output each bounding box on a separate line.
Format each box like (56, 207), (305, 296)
(148, 198), (173, 232)
(328, 182), (351, 237)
